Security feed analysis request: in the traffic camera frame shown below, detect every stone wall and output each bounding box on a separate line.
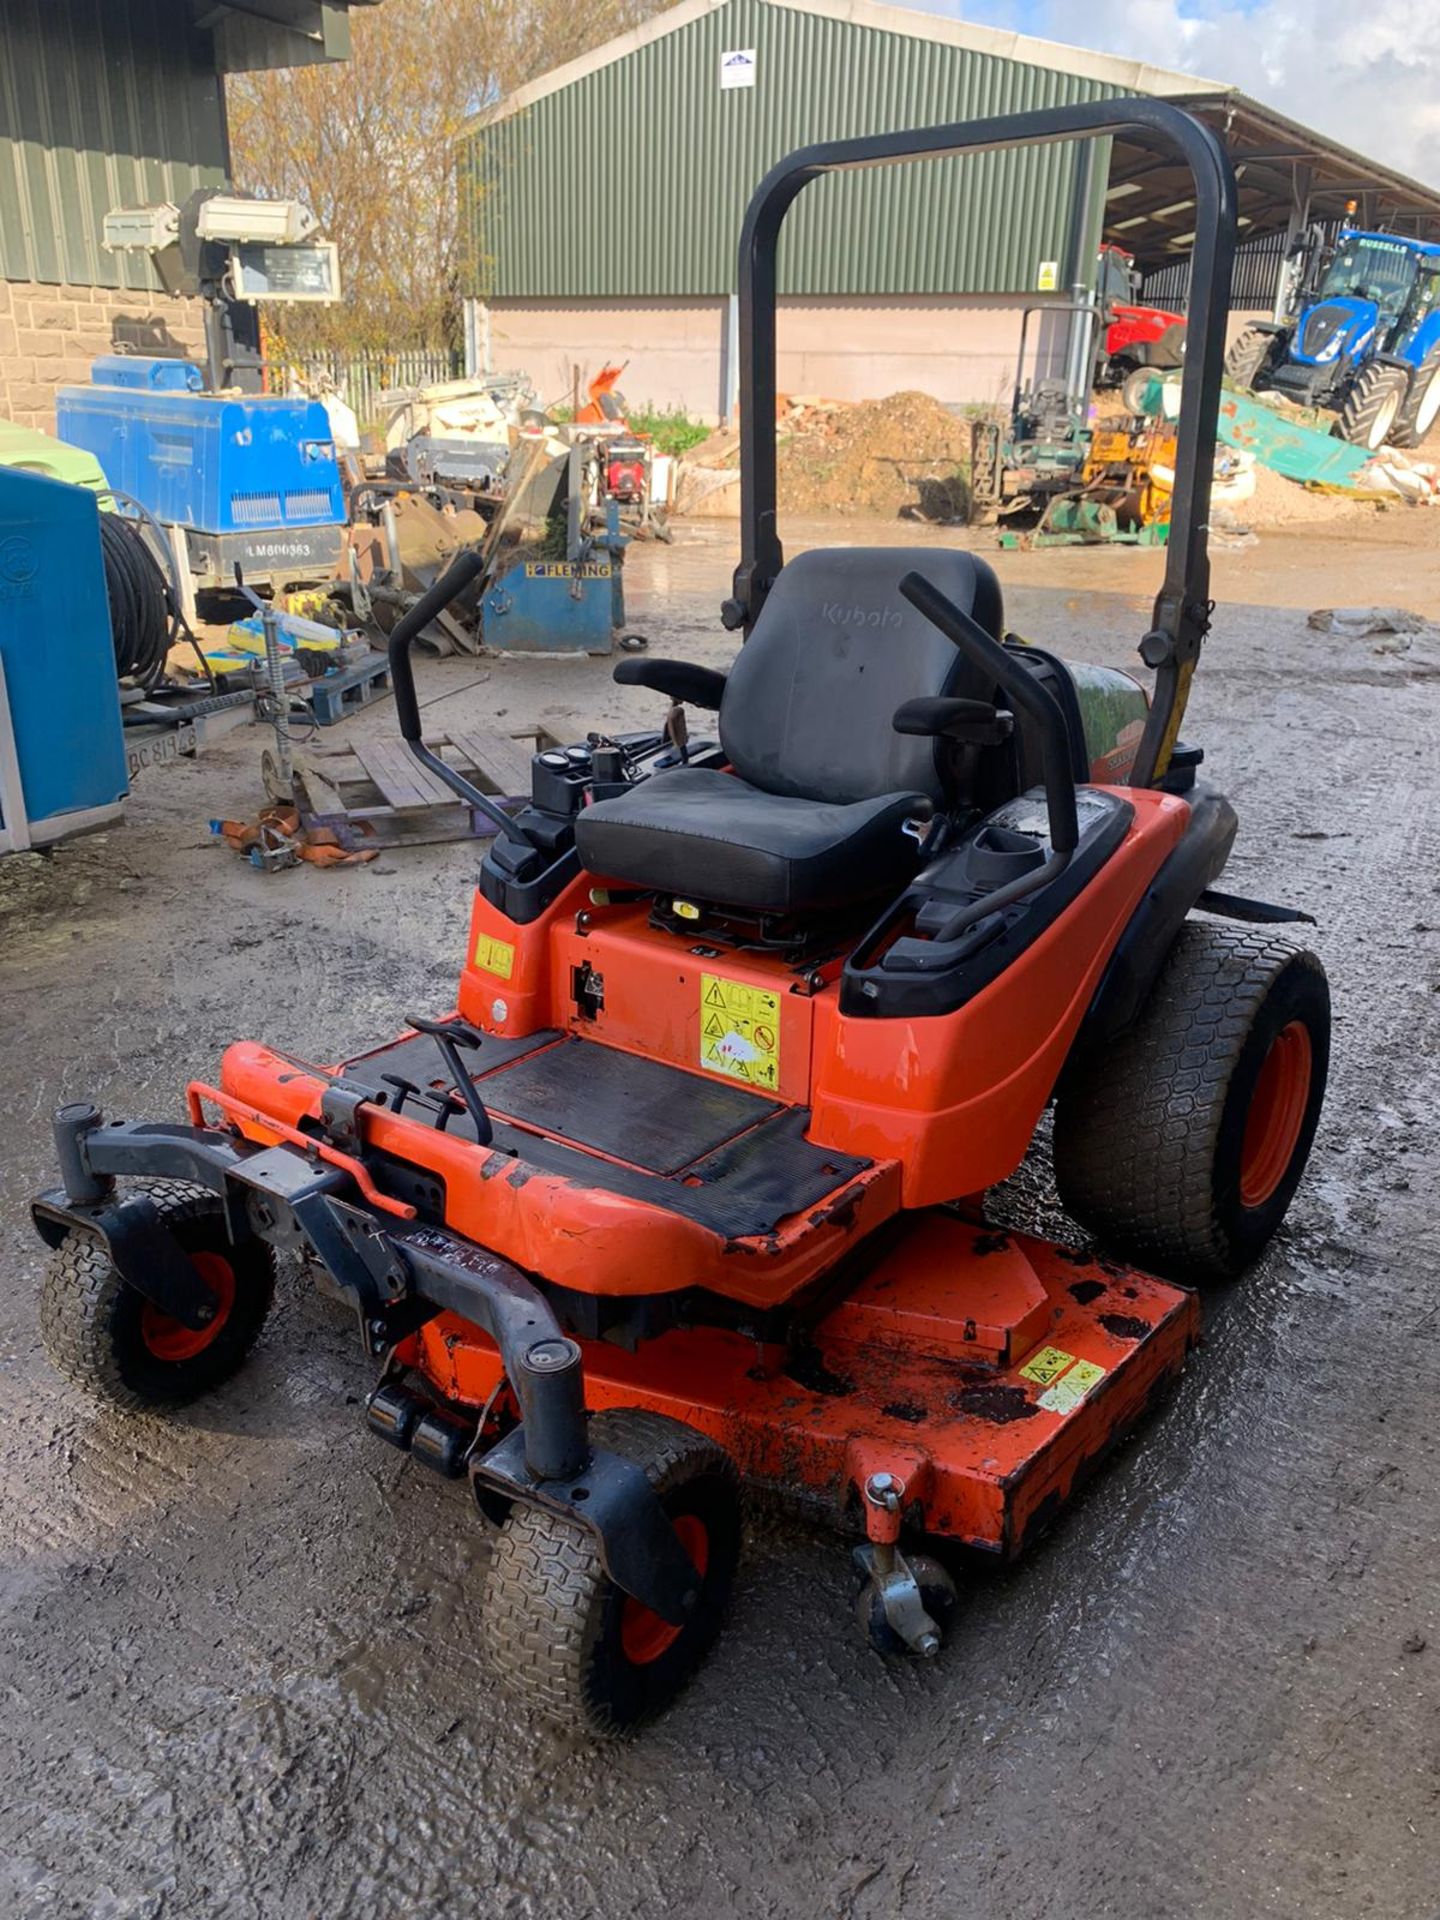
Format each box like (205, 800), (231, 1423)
(0, 280), (207, 432)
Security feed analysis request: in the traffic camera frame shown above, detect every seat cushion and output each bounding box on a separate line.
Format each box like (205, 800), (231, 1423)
(720, 547), (1004, 807)
(575, 766), (926, 915)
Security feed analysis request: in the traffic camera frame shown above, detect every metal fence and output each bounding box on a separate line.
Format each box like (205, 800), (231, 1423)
(1142, 222), (1345, 313)
(288, 347), (464, 425)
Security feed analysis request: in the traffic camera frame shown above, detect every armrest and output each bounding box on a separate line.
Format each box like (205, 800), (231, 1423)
(613, 657), (728, 710)
(893, 696), (1013, 746)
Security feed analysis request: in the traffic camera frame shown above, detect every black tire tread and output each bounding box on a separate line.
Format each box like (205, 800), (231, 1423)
(481, 1407), (736, 1736)
(1392, 347), (1440, 450)
(39, 1179), (272, 1410)
(1054, 923), (1325, 1281)
(1224, 325), (1273, 390)
(1335, 361), (1408, 450)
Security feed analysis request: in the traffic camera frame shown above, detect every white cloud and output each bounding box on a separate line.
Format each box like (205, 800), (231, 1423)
(929, 0), (1440, 186)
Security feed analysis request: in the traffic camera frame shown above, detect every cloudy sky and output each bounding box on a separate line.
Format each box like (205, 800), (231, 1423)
(920, 0), (1440, 186)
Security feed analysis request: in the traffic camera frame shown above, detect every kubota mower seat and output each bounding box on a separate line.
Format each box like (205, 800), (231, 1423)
(575, 547), (1003, 914)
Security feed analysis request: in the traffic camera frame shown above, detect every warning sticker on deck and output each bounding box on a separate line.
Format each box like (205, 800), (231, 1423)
(1038, 1357), (1107, 1416)
(1018, 1345), (1075, 1388)
(699, 972), (781, 1090)
(473, 933), (515, 980)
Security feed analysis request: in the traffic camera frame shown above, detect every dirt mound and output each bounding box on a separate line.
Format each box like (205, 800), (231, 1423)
(774, 391), (973, 517)
(1243, 462), (1390, 528)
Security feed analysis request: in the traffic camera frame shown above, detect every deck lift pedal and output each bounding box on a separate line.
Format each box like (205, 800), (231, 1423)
(32, 100), (1330, 1738)
(56, 192), (346, 620)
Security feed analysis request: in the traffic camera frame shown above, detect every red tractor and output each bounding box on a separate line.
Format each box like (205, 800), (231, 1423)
(1096, 242), (1186, 396)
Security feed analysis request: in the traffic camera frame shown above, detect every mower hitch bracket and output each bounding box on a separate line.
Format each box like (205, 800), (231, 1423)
(472, 1425), (702, 1626)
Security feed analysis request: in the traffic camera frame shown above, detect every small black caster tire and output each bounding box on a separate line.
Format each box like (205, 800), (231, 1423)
(39, 1180), (276, 1412)
(853, 1549), (959, 1658)
(480, 1407), (740, 1737)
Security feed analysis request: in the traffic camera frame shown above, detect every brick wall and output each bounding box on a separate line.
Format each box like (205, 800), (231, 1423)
(0, 279), (207, 432)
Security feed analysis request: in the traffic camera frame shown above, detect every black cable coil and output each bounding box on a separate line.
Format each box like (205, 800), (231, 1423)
(98, 510), (183, 691)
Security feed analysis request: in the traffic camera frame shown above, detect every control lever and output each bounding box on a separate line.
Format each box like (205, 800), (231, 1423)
(898, 571), (1082, 940)
(404, 1016), (493, 1146)
(380, 1073), (467, 1133)
(387, 552), (533, 847)
(898, 572), (1078, 857)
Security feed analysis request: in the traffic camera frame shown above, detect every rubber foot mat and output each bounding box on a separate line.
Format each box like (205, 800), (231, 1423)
(350, 1024), (560, 1090)
(482, 1035), (777, 1175)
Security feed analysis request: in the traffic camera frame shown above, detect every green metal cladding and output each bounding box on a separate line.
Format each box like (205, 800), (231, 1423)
(461, 0), (1115, 299)
(0, 0), (227, 290)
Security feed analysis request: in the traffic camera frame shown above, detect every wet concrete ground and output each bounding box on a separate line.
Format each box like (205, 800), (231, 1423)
(2, 514), (1438, 1918)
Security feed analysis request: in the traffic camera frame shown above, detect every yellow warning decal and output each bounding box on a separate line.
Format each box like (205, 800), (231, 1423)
(1038, 1357), (1107, 1416)
(473, 933), (516, 980)
(699, 972), (781, 1090)
(1018, 1345), (1075, 1388)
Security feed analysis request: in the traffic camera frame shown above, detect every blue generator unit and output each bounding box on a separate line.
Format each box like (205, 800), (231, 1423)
(56, 358), (346, 606)
(0, 466), (127, 854)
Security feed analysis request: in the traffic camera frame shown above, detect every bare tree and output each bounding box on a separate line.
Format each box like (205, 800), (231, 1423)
(228, 0), (656, 356)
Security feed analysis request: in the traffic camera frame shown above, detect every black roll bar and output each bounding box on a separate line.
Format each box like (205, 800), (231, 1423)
(730, 99), (1237, 787)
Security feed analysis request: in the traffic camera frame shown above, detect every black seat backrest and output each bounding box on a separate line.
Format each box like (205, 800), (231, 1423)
(718, 548), (1004, 806)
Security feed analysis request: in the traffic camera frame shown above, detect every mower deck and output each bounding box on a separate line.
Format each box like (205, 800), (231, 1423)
(408, 1216), (1198, 1557)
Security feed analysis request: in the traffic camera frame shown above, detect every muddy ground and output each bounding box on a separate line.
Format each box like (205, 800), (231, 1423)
(2, 512), (1438, 1919)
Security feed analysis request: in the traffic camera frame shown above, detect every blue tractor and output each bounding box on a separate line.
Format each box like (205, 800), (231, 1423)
(1225, 229), (1440, 451)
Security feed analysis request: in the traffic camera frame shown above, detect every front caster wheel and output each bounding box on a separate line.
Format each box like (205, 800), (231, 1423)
(480, 1407), (741, 1738)
(39, 1180), (276, 1412)
(853, 1543), (959, 1657)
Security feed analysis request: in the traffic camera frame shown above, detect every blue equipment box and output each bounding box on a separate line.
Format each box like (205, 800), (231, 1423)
(57, 358), (345, 537)
(0, 466), (127, 851)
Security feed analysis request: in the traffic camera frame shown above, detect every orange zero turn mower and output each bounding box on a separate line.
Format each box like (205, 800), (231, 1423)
(33, 101), (1329, 1737)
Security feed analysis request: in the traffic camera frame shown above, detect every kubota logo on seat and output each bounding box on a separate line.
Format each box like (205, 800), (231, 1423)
(822, 603), (903, 629)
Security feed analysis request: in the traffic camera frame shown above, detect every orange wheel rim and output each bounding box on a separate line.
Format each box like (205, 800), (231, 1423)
(1239, 1021), (1313, 1209)
(620, 1514), (709, 1666)
(139, 1250), (236, 1362)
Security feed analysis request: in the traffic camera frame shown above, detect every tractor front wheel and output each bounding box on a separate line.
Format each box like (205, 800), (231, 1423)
(480, 1407), (741, 1737)
(1335, 362), (1408, 451)
(1392, 348), (1440, 450)
(39, 1181), (276, 1411)
(1224, 325), (1275, 392)
(1053, 923), (1330, 1283)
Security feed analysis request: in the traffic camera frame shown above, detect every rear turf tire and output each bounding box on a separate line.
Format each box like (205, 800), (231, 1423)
(480, 1407), (740, 1737)
(39, 1180), (275, 1411)
(1224, 325), (1275, 392)
(1392, 348), (1440, 450)
(1335, 363), (1408, 451)
(1053, 923), (1330, 1283)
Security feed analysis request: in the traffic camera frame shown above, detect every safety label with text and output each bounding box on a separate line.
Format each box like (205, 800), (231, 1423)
(699, 973), (781, 1089)
(1037, 1357), (1107, 1415)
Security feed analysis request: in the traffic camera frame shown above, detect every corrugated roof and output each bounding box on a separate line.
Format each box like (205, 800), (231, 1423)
(464, 0), (1118, 299)
(462, 0), (1223, 134)
(462, 0), (1440, 297)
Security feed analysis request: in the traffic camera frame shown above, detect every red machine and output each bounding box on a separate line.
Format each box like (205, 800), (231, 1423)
(1097, 241), (1187, 386)
(574, 363), (649, 505)
(33, 102), (1328, 1740)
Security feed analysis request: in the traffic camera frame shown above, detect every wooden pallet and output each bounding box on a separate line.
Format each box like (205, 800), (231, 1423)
(296, 726), (546, 850)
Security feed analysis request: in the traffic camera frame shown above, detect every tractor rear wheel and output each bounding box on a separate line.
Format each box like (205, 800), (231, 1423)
(1392, 348), (1440, 450)
(39, 1180), (276, 1411)
(1053, 923), (1330, 1283)
(1335, 362), (1408, 450)
(1224, 325), (1275, 391)
(480, 1407), (741, 1737)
